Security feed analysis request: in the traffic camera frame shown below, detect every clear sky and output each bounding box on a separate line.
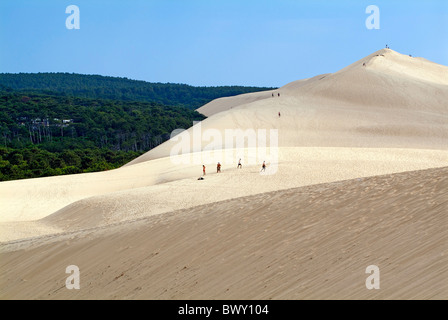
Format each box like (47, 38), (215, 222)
(1, 0), (447, 87)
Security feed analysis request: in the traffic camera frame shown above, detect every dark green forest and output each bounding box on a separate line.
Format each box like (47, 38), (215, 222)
(0, 89), (205, 151)
(0, 88), (205, 181)
(0, 147), (141, 181)
(0, 73), (274, 110)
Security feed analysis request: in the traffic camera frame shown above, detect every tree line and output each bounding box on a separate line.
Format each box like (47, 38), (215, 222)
(0, 89), (205, 181)
(0, 147), (141, 181)
(0, 90), (205, 152)
(0, 73), (274, 110)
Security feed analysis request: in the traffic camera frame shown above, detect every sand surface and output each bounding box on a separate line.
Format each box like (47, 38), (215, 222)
(1, 147), (447, 242)
(1, 167), (446, 299)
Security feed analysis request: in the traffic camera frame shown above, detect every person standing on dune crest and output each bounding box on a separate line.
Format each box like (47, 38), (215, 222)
(217, 162), (221, 173)
(237, 158), (242, 169)
(203, 165), (206, 176)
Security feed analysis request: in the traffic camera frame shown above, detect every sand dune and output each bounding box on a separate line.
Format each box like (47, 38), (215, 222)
(1, 167), (446, 299)
(1, 49), (447, 299)
(129, 49), (448, 165)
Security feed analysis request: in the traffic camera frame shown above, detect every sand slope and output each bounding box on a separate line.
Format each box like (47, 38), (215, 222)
(129, 49), (448, 165)
(1, 167), (446, 299)
(1, 147), (447, 241)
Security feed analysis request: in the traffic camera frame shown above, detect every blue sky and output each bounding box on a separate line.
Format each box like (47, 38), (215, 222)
(1, 0), (447, 87)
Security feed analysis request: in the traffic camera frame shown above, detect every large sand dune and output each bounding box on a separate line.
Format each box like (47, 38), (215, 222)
(0, 49), (447, 299)
(130, 49), (447, 164)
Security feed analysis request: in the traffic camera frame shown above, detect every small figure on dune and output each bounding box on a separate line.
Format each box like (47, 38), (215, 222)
(237, 158), (242, 169)
(278, 93), (280, 97)
(272, 93), (274, 97)
(203, 165), (206, 176)
(278, 111), (281, 117)
(217, 162), (221, 173)
(260, 161), (266, 172)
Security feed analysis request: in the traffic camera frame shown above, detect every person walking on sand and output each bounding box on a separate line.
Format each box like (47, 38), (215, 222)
(272, 93), (274, 97)
(217, 162), (221, 173)
(237, 158), (242, 169)
(203, 165), (206, 176)
(278, 93), (280, 97)
(278, 111), (281, 117)
(260, 161), (266, 172)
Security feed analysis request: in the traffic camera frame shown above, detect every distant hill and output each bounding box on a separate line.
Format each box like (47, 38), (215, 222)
(0, 73), (274, 110)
